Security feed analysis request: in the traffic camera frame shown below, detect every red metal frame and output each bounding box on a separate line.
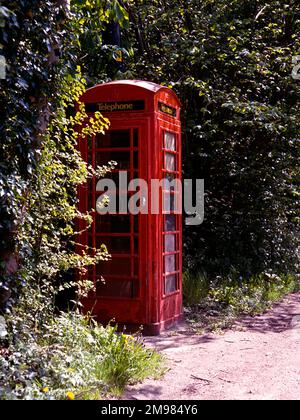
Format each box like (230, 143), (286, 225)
(77, 80), (182, 335)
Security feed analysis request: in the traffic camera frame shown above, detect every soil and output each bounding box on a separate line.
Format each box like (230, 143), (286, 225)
(123, 293), (300, 400)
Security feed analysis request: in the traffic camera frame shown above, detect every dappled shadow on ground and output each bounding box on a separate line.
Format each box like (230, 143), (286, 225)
(122, 293), (300, 401)
(124, 384), (164, 400)
(144, 294), (300, 348)
(234, 293), (300, 334)
(143, 323), (215, 352)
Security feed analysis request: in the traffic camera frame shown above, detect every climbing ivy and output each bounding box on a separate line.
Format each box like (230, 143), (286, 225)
(0, 0), (124, 314)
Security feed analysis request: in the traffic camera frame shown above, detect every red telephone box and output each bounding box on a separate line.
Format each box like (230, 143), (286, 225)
(77, 80), (182, 335)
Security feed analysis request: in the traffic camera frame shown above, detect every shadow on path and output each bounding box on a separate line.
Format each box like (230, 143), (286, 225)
(234, 293), (300, 334)
(144, 328), (215, 352)
(122, 293), (300, 401)
(125, 385), (164, 400)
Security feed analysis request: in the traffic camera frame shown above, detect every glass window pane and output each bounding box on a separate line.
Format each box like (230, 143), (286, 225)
(165, 275), (177, 294)
(108, 171), (123, 186)
(107, 171), (136, 187)
(96, 215), (131, 233)
(96, 130), (130, 148)
(95, 133), (110, 148)
(165, 214), (176, 232)
(96, 151), (130, 169)
(97, 279), (133, 298)
(164, 235), (176, 252)
(95, 151), (110, 166)
(165, 153), (176, 171)
(163, 193), (175, 212)
(110, 130), (131, 148)
(134, 237), (139, 254)
(97, 257), (131, 276)
(96, 236), (130, 254)
(95, 192), (129, 215)
(164, 132), (176, 151)
(165, 254), (176, 274)
(165, 172), (175, 182)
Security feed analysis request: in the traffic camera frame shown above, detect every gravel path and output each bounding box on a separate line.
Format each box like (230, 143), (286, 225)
(124, 293), (300, 400)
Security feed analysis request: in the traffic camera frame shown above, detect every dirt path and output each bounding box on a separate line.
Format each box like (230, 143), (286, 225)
(124, 293), (300, 400)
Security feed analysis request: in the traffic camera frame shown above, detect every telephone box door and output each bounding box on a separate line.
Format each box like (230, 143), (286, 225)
(83, 118), (149, 326)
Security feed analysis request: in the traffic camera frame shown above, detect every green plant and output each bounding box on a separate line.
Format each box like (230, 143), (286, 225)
(125, 0), (300, 277)
(92, 325), (163, 394)
(183, 270), (210, 305)
(0, 0), (118, 309)
(183, 269), (300, 332)
(0, 311), (164, 400)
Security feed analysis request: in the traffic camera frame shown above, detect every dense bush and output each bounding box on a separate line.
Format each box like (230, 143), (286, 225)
(183, 270), (300, 332)
(0, 0), (114, 311)
(125, 0), (300, 277)
(0, 310), (163, 399)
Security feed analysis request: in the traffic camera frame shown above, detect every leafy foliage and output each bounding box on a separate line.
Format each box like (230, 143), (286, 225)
(0, 0), (114, 313)
(125, 0), (300, 276)
(0, 311), (163, 399)
(71, 0), (131, 83)
(183, 270), (300, 332)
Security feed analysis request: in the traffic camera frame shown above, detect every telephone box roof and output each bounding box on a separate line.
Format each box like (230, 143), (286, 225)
(82, 80), (181, 106)
(85, 80), (163, 93)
